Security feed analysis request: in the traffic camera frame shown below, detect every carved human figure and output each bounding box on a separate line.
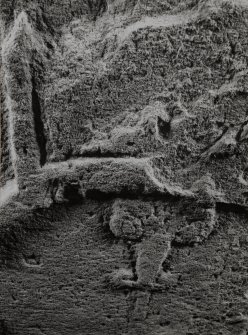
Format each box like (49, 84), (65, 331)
(107, 175), (218, 290)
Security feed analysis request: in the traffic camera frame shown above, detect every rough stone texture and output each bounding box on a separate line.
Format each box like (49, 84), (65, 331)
(1, 0), (248, 334)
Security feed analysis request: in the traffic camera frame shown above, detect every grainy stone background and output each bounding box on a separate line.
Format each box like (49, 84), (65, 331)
(1, 0), (248, 334)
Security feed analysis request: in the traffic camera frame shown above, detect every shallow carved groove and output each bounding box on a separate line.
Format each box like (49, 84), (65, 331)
(31, 76), (47, 167)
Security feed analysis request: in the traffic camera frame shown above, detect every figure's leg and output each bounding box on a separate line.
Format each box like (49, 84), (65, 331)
(108, 232), (172, 289)
(135, 233), (171, 288)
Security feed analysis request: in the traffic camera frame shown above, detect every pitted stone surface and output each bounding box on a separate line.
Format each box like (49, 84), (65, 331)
(1, 1), (248, 334)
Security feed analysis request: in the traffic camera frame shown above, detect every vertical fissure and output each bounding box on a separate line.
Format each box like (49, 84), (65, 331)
(31, 76), (47, 166)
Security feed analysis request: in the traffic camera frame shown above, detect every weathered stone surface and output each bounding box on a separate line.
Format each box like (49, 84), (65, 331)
(1, 0), (248, 334)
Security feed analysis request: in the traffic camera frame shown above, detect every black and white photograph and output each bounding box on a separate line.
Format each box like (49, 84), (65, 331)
(1, 0), (248, 334)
